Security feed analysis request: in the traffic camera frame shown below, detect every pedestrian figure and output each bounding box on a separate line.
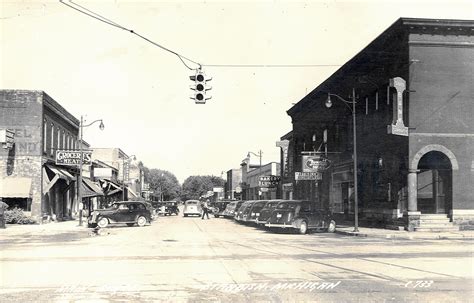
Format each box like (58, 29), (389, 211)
(201, 199), (210, 220)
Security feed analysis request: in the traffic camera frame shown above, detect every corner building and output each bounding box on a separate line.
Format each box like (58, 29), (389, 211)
(286, 18), (474, 231)
(0, 90), (80, 221)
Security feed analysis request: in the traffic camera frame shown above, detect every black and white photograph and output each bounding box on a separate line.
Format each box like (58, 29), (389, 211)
(0, 0), (473, 302)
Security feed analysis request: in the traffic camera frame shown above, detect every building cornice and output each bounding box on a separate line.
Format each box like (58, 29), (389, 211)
(43, 92), (80, 130)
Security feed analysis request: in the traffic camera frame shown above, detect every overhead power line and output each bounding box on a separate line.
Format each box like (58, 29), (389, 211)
(203, 64), (341, 68)
(60, 0), (200, 70)
(60, 1), (342, 70)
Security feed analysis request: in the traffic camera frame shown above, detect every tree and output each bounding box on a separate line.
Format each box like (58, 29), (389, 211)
(139, 164), (181, 201)
(181, 175), (225, 200)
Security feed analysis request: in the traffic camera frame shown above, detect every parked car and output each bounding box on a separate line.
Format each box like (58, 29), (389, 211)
(143, 201), (158, 220)
(265, 200), (336, 234)
(234, 201), (255, 222)
(255, 200), (284, 225)
(163, 201), (179, 216)
(183, 200), (202, 217)
(88, 201), (153, 228)
(244, 200), (269, 224)
(223, 201), (244, 218)
(213, 200), (233, 218)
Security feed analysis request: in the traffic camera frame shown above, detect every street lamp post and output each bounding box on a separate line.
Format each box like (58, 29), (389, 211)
(122, 155), (136, 201)
(326, 88), (359, 232)
(77, 116), (104, 226)
(247, 150), (263, 200)
(160, 173), (164, 201)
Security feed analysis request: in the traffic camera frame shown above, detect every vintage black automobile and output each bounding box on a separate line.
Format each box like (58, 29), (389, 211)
(265, 200), (336, 234)
(213, 200), (233, 218)
(234, 201), (256, 222)
(255, 200), (284, 225)
(222, 201), (244, 218)
(88, 201), (153, 228)
(163, 201), (179, 216)
(244, 200), (269, 224)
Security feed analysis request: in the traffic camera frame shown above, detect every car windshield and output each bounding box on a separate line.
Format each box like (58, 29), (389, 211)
(253, 202), (266, 208)
(276, 202), (299, 209)
(263, 202), (280, 209)
(186, 201), (198, 205)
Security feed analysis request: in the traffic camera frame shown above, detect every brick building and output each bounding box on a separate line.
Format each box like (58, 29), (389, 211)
(0, 90), (80, 221)
(285, 18), (474, 230)
(225, 168), (242, 200)
(240, 155), (281, 200)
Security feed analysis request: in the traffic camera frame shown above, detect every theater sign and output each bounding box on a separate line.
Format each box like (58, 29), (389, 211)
(55, 150), (92, 166)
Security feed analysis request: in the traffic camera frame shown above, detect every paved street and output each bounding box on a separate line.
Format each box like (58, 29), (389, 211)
(1, 213), (473, 302)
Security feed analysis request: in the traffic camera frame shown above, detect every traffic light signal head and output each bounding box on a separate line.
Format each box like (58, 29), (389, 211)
(190, 70), (212, 104)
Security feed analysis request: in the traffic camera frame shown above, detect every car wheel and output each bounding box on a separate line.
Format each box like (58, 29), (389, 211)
(97, 217), (109, 228)
(137, 216), (147, 227)
(327, 220), (336, 233)
(299, 221), (308, 234)
(126, 223), (135, 227)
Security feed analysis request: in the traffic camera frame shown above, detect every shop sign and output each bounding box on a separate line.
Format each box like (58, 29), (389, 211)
(295, 172), (321, 181)
(123, 161), (130, 180)
(55, 150), (92, 166)
(282, 183), (293, 191)
(260, 187), (276, 192)
(302, 155), (330, 172)
(276, 140), (290, 177)
(259, 175), (281, 187)
(0, 129), (15, 149)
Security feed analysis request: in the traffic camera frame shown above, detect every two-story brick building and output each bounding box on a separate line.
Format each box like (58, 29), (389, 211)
(0, 90), (80, 221)
(286, 18), (473, 231)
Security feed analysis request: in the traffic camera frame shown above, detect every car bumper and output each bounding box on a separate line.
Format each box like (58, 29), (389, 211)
(265, 222), (297, 228)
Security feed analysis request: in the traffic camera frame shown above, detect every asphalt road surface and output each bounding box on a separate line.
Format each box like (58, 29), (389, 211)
(1, 212), (473, 302)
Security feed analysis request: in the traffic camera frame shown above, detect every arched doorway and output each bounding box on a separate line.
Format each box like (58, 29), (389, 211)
(417, 151), (453, 214)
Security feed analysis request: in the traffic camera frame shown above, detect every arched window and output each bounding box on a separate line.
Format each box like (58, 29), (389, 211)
(50, 123), (54, 156)
(43, 119), (47, 154)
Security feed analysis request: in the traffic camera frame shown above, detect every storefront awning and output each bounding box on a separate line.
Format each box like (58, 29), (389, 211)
(100, 179), (123, 196)
(43, 165), (75, 194)
(83, 179), (104, 196)
(45, 165), (74, 181)
(127, 186), (138, 198)
(0, 177), (32, 198)
(81, 178), (104, 198)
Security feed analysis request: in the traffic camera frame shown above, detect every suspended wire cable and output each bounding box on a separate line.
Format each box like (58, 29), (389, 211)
(202, 64), (341, 68)
(60, 1), (342, 70)
(60, 0), (200, 70)
(69, 0), (127, 30)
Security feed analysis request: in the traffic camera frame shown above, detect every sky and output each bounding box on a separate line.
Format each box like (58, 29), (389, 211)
(1, 0), (473, 183)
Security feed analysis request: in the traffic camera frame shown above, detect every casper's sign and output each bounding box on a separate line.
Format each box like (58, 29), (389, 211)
(55, 150), (92, 166)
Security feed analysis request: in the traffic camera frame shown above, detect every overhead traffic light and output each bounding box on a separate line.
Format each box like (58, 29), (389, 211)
(190, 69), (212, 104)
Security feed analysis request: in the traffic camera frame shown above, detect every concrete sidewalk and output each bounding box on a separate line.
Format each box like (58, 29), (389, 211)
(335, 224), (474, 240)
(0, 219), (89, 237)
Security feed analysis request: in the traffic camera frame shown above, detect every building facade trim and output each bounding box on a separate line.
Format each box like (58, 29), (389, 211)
(410, 144), (459, 171)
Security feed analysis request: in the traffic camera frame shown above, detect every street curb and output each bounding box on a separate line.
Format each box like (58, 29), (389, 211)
(335, 230), (368, 237)
(335, 229), (474, 240)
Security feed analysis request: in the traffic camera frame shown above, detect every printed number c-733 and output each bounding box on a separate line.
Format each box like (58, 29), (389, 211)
(404, 280), (434, 288)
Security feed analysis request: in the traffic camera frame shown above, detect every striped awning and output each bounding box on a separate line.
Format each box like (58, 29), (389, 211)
(81, 178), (104, 198)
(0, 177), (32, 198)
